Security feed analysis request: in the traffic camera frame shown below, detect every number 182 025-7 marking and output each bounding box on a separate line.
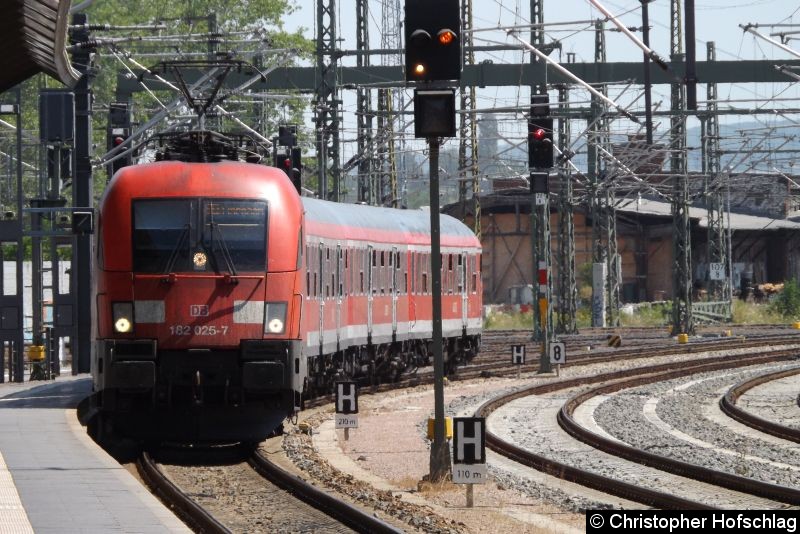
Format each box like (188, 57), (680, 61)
(169, 325), (229, 336)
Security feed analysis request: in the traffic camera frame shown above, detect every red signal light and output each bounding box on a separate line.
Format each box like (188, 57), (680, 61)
(532, 128), (546, 141)
(437, 29), (456, 46)
(113, 136), (125, 146)
(283, 158), (292, 168)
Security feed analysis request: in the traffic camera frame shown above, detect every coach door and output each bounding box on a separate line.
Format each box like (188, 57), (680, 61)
(460, 252), (468, 329)
(367, 245), (374, 338)
(336, 245), (343, 344)
(318, 242), (325, 350)
(391, 247), (398, 335)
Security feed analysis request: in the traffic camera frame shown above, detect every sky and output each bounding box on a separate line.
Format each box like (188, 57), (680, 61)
(278, 0), (800, 188)
(283, 0), (800, 64)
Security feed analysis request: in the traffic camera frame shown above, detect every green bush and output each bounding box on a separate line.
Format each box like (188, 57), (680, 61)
(770, 279), (800, 319)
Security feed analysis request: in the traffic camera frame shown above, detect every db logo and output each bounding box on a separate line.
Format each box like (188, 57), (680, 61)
(190, 305), (209, 317)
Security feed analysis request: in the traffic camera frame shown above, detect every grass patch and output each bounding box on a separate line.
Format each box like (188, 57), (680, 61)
(485, 300), (794, 330)
(732, 300), (784, 324)
(484, 309), (533, 330)
(619, 303), (671, 327)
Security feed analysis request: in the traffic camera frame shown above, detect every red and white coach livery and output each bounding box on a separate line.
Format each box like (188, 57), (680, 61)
(92, 157), (481, 442)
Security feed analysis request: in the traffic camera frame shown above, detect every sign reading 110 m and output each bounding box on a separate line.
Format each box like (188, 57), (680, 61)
(452, 417), (488, 484)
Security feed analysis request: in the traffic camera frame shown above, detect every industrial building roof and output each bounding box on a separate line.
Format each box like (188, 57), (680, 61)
(616, 198), (800, 231)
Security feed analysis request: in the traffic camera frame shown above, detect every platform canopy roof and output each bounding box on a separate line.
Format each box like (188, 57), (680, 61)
(0, 0), (79, 93)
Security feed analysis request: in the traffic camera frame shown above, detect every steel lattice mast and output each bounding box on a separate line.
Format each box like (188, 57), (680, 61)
(315, 0), (341, 201)
(458, 0), (480, 237)
(703, 41), (731, 313)
(355, 0), (374, 204)
(376, 0), (404, 207)
(556, 84), (578, 334)
(588, 20), (607, 327)
(670, 0), (694, 334)
(594, 21), (621, 327)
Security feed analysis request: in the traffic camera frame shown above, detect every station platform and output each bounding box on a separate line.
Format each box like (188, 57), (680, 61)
(0, 375), (190, 533)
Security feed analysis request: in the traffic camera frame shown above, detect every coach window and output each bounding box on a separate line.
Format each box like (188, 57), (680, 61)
(382, 251), (387, 295)
(418, 252), (423, 295)
(296, 228), (303, 270)
(401, 252), (407, 294)
(458, 254), (464, 293)
(422, 253), (429, 294)
(337, 250), (342, 297)
(470, 255), (477, 293)
(343, 248), (350, 295)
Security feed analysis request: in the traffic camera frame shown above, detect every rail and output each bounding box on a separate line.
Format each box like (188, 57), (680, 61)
(476, 348), (800, 508)
(136, 451), (230, 534)
(249, 450), (403, 534)
(719, 365), (800, 444)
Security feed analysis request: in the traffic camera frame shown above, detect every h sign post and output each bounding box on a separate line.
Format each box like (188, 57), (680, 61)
(335, 382), (359, 439)
(452, 417), (488, 507)
(511, 344), (525, 378)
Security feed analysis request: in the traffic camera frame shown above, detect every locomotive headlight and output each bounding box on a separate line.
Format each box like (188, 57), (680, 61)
(112, 302), (134, 334)
(193, 251), (208, 270)
(264, 302), (287, 334)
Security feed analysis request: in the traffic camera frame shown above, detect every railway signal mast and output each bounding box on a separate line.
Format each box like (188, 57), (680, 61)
(405, 0), (462, 482)
(529, 94), (554, 374)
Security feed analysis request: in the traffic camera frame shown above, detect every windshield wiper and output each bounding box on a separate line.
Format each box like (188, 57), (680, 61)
(163, 224), (190, 274)
(208, 222), (238, 277)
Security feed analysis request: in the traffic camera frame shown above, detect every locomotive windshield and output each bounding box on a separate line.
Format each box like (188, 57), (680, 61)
(133, 198), (267, 273)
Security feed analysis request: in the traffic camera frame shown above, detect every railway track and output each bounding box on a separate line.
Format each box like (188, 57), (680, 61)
(136, 450), (228, 534)
(720, 365), (800, 443)
(136, 444), (401, 533)
(476, 347), (800, 509)
(307, 330), (800, 409)
(133, 329), (800, 527)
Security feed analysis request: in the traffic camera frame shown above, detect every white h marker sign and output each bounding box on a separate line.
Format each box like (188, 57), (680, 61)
(453, 417), (485, 464)
(335, 382), (359, 433)
(452, 417), (488, 488)
(335, 382), (358, 414)
(511, 344), (526, 365)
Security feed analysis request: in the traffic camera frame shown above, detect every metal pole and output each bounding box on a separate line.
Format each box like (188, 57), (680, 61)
(428, 138), (451, 482)
(72, 13), (94, 374)
(13, 87), (24, 382)
(536, 182), (553, 374)
(641, 0), (654, 144)
(684, 0), (697, 110)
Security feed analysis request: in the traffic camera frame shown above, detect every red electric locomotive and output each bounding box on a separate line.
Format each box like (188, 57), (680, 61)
(92, 135), (481, 443)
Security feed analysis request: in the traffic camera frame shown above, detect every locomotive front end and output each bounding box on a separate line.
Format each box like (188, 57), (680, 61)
(93, 161), (305, 442)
